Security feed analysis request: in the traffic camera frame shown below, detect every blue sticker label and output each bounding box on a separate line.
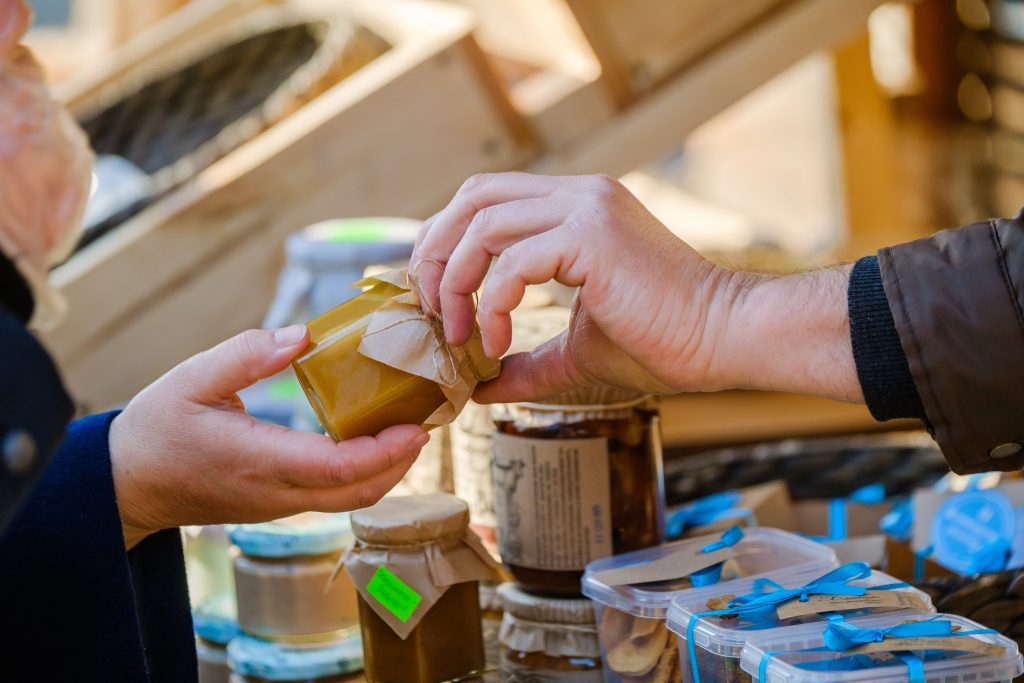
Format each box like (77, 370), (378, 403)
(931, 490), (1017, 574)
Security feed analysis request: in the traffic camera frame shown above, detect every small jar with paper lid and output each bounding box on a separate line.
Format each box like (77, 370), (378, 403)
(229, 513), (359, 643)
(492, 387), (665, 595)
(194, 592), (240, 683)
(498, 582), (603, 681)
(344, 492), (503, 683)
(291, 268), (500, 441)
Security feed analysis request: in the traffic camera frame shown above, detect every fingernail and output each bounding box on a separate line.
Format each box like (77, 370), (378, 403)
(273, 324), (306, 348)
(412, 433), (430, 449)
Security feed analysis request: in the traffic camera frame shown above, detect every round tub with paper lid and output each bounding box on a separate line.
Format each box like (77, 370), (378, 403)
(582, 527), (837, 683)
(666, 564), (935, 683)
(739, 612), (1023, 683)
(343, 493), (502, 683)
(227, 633), (362, 683)
(492, 387), (665, 595)
(291, 267), (500, 441)
(498, 582), (603, 681)
(229, 513), (359, 642)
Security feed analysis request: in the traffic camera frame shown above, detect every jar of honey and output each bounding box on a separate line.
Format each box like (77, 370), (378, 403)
(229, 513), (359, 642)
(492, 389), (664, 595)
(343, 493), (503, 683)
(498, 582), (603, 682)
(291, 269), (499, 441)
(194, 592), (239, 683)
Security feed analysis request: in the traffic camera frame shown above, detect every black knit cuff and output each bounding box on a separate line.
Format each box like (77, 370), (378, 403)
(848, 256), (927, 421)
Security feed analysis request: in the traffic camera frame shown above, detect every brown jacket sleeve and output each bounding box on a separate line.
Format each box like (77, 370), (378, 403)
(878, 211), (1024, 474)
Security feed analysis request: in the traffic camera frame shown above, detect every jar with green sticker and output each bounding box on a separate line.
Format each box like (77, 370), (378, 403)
(342, 493), (503, 683)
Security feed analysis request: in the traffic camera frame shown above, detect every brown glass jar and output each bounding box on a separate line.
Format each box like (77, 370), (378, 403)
(498, 582), (603, 682)
(492, 390), (664, 595)
(344, 493), (502, 683)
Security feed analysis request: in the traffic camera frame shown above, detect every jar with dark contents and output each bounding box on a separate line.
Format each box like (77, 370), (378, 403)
(498, 582), (603, 682)
(226, 633), (363, 683)
(343, 493), (503, 683)
(492, 389), (664, 595)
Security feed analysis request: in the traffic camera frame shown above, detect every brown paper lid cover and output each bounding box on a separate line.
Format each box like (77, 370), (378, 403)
(351, 493), (469, 545)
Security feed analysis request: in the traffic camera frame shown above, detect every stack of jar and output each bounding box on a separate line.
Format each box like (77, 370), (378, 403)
(226, 513), (364, 683)
(484, 377), (667, 680)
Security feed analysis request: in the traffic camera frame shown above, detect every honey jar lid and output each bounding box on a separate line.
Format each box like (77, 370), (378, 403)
(498, 582), (596, 625)
(192, 592), (239, 645)
(351, 492), (469, 546)
(229, 512), (352, 558)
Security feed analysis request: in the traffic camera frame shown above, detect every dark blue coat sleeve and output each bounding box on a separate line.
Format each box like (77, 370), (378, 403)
(0, 412), (197, 682)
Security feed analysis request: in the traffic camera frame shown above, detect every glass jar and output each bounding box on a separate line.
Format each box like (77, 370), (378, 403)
(498, 582), (603, 682)
(194, 592), (239, 683)
(452, 306), (572, 557)
(492, 389), (664, 595)
(480, 581), (505, 668)
(344, 493), (503, 683)
(227, 633), (362, 683)
(291, 269), (499, 441)
(229, 513), (359, 642)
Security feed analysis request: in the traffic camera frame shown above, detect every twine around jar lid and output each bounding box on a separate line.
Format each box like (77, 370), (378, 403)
(498, 583), (596, 625)
(350, 492), (469, 546)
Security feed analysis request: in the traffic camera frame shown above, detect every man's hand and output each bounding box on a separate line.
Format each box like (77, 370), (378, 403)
(411, 172), (863, 405)
(109, 325), (428, 549)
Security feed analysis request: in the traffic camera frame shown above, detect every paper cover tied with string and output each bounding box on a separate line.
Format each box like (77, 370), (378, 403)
(339, 494), (502, 682)
(292, 268), (500, 441)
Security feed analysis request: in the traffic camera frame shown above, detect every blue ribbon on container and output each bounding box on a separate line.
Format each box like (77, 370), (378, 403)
(758, 616), (997, 683)
(685, 561), (899, 683)
(828, 483), (886, 541)
(689, 525), (744, 588)
(880, 496), (913, 542)
(666, 491), (746, 539)
(913, 544), (933, 582)
(967, 537), (1013, 575)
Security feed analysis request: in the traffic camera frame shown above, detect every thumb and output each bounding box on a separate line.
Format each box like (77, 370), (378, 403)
(176, 325), (309, 403)
(473, 332), (582, 404)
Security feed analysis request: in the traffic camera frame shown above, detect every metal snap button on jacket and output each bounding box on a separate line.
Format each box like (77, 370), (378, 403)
(989, 442), (1023, 459)
(2, 429), (37, 475)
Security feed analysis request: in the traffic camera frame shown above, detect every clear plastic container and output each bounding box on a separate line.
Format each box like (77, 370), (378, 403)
(667, 568), (934, 683)
(582, 528), (838, 682)
(739, 612), (1024, 683)
(227, 633), (363, 683)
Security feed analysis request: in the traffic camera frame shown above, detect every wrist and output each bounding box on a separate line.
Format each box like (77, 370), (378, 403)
(109, 411), (159, 550)
(713, 264), (863, 402)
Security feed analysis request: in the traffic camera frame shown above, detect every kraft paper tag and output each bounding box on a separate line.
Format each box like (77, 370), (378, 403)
(776, 589), (930, 620)
(590, 544), (736, 587)
(848, 636), (1006, 658)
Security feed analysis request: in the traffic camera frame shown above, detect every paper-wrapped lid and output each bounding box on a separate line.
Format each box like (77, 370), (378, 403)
(498, 583), (600, 658)
(351, 492), (469, 546)
(498, 583), (596, 625)
(344, 493), (502, 639)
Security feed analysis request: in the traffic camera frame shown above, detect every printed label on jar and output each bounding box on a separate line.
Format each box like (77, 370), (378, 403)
(452, 403), (498, 528)
(492, 433), (612, 570)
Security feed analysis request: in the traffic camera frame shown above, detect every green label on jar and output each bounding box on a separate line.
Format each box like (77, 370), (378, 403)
(367, 566), (422, 623)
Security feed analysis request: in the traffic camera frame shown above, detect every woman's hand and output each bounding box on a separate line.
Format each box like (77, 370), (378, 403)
(109, 325), (428, 549)
(410, 172), (862, 405)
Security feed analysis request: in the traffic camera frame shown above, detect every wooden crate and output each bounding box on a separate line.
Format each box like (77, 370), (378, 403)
(45, 0), (533, 412)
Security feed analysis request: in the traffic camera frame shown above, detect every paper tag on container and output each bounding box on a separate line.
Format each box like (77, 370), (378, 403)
(848, 636), (1006, 658)
(589, 543), (736, 587)
(776, 589), (930, 620)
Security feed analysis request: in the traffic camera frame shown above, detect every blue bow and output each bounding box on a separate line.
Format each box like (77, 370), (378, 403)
(689, 525), (744, 587)
(823, 617), (952, 651)
(829, 483), (886, 540)
(880, 497), (913, 541)
(666, 491), (745, 539)
(759, 617), (997, 683)
(686, 562), (878, 683)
